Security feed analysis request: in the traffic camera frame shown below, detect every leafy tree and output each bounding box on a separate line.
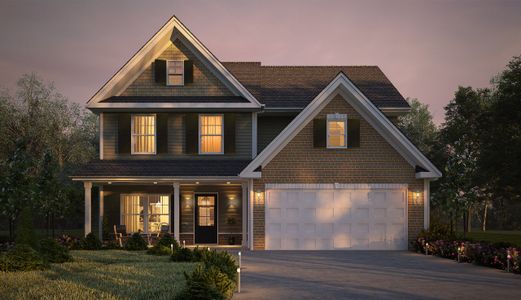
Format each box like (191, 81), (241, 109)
(397, 98), (438, 155)
(37, 152), (69, 237)
(0, 139), (36, 240)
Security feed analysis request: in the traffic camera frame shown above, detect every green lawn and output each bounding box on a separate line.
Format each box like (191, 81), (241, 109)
(464, 230), (521, 247)
(0, 250), (196, 300)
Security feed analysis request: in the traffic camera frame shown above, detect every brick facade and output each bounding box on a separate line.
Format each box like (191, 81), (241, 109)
(252, 94), (425, 250)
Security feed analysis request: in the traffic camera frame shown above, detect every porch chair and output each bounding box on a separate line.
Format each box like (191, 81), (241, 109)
(113, 225), (127, 247)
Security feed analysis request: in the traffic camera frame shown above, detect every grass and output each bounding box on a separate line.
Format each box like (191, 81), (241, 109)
(463, 230), (521, 247)
(0, 250), (196, 300)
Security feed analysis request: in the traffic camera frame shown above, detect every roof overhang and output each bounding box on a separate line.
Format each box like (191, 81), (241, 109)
(240, 72), (442, 179)
(88, 102), (262, 112)
(379, 107), (411, 116)
(86, 15), (262, 110)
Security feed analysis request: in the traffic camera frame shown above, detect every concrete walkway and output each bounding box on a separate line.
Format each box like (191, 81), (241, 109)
(233, 251), (520, 300)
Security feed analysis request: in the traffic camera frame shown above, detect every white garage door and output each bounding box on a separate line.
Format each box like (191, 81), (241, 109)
(265, 184), (408, 250)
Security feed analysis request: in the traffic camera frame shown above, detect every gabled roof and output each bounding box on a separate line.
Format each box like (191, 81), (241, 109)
(87, 16), (261, 110)
(239, 72), (441, 179)
(71, 159), (251, 179)
(223, 62), (409, 110)
(101, 96), (249, 103)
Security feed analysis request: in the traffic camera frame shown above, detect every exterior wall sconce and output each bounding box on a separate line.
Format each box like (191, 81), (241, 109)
(254, 191), (265, 205)
(413, 191), (422, 204)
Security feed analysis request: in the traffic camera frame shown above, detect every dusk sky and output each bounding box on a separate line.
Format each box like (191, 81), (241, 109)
(1, 0), (520, 123)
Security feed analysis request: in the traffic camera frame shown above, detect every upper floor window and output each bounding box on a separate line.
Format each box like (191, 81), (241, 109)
(199, 114), (223, 154)
(327, 113), (347, 149)
(132, 114), (156, 154)
(167, 60), (184, 86)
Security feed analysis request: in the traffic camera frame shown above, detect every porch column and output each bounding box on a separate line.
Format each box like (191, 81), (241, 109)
(173, 182), (180, 242)
(242, 183), (248, 247)
(98, 186), (104, 239)
(84, 181), (92, 237)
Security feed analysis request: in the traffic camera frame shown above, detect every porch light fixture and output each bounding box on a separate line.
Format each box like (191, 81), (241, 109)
(254, 191), (265, 205)
(226, 181), (231, 184)
(195, 181), (200, 185)
(153, 182), (158, 185)
(108, 181), (112, 185)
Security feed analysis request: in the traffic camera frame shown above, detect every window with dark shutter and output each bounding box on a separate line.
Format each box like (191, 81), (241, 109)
(184, 60), (194, 84)
(154, 59), (167, 84)
(118, 114), (131, 154)
(185, 113), (198, 154)
(347, 119), (360, 148)
(313, 118), (326, 148)
(224, 113), (236, 154)
(157, 114), (169, 154)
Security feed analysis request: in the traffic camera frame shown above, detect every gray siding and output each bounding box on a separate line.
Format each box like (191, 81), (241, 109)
(102, 112), (252, 160)
(257, 115), (294, 153)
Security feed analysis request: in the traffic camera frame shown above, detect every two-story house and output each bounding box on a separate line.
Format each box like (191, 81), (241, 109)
(72, 16), (441, 250)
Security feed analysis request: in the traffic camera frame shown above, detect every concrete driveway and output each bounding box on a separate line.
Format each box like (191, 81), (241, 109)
(233, 251), (520, 300)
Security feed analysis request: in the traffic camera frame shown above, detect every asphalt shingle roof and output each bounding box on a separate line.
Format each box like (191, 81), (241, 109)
(100, 96), (249, 103)
(73, 160), (251, 177)
(222, 62), (409, 109)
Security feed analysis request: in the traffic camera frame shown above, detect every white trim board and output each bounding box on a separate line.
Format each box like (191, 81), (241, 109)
(239, 72), (442, 179)
(87, 15), (261, 109)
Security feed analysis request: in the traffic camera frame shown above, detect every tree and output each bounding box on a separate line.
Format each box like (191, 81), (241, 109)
(0, 139), (37, 240)
(433, 87), (491, 233)
(397, 98), (438, 155)
(37, 152), (69, 237)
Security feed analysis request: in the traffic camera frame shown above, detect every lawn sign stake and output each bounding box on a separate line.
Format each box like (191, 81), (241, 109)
(507, 250), (511, 273)
(237, 251), (242, 293)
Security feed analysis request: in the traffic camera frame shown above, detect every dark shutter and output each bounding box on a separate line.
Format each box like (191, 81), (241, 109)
(224, 114), (236, 154)
(157, 114), (169, 154)
(184, 60), (194, 84)
(347, 118), (360, 148)
(185, 113), (198, 154)
(313, 118), (326, 148)
(154, 59), (167, 84)
(117, 114), (131, 154)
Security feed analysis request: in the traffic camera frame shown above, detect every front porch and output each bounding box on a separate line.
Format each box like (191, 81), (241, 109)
(81, 179), (251, 248)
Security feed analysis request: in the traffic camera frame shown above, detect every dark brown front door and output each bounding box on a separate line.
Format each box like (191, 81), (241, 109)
(195, 194), (217, 244)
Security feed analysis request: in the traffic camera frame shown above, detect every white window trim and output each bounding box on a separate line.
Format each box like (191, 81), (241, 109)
(120, 194), (171, 234)
(326, 113), (347, 149)
(166, 60), (185, 86)
(198, 114), (224, 155)
(131, 114), (157, 155)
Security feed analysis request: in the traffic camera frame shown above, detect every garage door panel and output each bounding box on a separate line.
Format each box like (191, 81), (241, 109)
(265, 186), (407, 250)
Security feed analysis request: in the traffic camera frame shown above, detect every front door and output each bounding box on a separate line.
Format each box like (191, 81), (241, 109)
(195, 194), (217, 244)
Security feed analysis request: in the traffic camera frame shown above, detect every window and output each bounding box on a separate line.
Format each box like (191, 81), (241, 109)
(327, 114), (347, 148)
(167, 60), (184, 86)
(121, 194), (170, 234)
(131, 114), (156, 154)
(199, 114), (224, 154)
(197, 196), (215, 226)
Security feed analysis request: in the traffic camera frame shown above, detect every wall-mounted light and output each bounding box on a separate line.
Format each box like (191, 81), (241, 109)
(226, 181), (231, 184)
(195, 181), (200, 185)
(254, 191), (265, 205)
(153, 182), (158, 185)
(108, 181), (112, 185)
(412, 191), (422, 204)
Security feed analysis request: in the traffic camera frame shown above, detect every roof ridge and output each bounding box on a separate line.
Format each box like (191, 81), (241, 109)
(260, 65), (379, 68)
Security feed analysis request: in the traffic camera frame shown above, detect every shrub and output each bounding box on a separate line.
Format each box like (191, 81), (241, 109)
(177, 265), (235, 300)
(39, 238), (72, 263)
(124, 233), (148, 251)
(192, 246), (206, 262)
(171, 247), (193, 262)
(56, 234), (81, 250)
(157, 234), (179, 249)
(202, 250), (238, 282)
(0, 244), (47, 272)
(102, 240), (123, 250)
(81, 233), (102, 250)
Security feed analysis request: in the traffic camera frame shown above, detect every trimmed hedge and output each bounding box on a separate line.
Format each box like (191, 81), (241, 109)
(415, 228), (520, 274)
(147, 235), (178, 256)
(81, 233), (102, 250)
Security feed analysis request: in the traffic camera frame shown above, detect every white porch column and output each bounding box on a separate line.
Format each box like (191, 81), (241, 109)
(424, 180), (431, 230)
(98, 186), (104, 239)
(248, 179), (254, 250)
(242, 183), (248, 247)
(84, 181), (92, 237)
(173, 182), (180, 242)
